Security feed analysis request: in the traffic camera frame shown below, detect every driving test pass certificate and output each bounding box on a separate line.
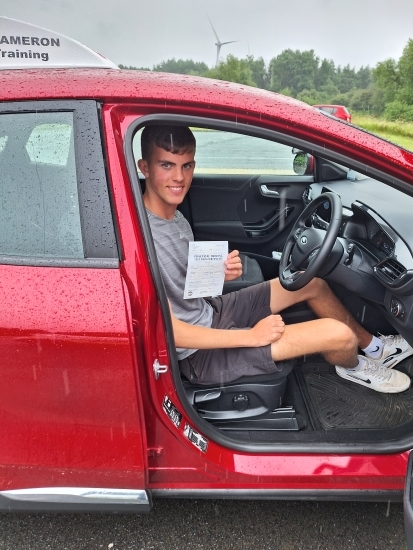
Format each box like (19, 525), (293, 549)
(183, 241), (228, 299)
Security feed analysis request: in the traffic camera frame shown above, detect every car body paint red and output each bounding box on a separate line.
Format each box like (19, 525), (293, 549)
(0, 66), (412, 502)
(0, 264), (147, 489)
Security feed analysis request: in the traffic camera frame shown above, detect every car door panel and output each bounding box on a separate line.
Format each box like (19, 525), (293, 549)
(404, 451), (413, 549)
(0, 100), (147, 495)
(0, 264), (146, 486)
(189, 174), (311, 256)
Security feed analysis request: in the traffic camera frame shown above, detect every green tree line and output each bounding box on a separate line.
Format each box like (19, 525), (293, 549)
(120, 39), (413, 122)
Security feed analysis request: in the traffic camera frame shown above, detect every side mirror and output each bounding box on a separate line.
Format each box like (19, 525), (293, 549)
(293, 152), (314, 175)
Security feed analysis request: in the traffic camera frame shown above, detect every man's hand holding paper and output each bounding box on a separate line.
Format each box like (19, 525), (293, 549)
(184, 241), (231, 299)
(224, 249), (242, 281)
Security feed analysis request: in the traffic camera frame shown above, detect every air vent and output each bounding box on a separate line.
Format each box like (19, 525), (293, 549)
(375, 258), (406, 284)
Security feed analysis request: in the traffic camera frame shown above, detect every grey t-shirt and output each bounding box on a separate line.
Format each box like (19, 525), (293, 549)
(147, 209), (213, 360)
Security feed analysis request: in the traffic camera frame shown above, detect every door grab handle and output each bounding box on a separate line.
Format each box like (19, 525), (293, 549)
(260, 185), (279, 197)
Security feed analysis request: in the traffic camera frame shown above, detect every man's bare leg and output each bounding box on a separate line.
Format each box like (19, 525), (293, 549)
(270, 277), (372, 349)
(267, 278), (412, 393)
(269, 318), (359, 369)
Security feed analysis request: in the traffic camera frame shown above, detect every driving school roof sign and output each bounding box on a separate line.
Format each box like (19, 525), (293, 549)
(0, 17), (118, 69)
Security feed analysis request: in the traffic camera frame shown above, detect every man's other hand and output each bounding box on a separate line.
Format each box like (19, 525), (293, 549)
(224, 250), (242, 281)
(249, 315), (285, 347)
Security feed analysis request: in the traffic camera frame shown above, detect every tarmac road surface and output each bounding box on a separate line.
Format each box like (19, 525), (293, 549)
(0, 498), (406, 549)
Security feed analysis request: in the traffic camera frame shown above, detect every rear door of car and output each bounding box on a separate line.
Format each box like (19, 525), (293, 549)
(0, 100), (149, 512)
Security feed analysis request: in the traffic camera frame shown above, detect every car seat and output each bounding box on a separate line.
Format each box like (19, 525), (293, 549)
(222, 252), (264, 293)
(182, 360), (295, 421)
(177, 196), (265, 293)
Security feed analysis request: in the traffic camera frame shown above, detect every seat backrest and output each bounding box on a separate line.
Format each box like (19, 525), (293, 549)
(223, 253), (264, 294)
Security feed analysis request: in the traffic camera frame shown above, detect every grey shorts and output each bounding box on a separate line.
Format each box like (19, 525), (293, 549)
(179, 281), (288, 385)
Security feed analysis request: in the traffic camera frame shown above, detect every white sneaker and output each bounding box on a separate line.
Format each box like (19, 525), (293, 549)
(371, 334), (413, 369)
(335, 357), (411, 393)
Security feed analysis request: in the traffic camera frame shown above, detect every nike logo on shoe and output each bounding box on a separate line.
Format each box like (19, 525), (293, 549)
(372, 346), (380, 353)
(383, 348), (403, 365)
(345, 373), (372, 384)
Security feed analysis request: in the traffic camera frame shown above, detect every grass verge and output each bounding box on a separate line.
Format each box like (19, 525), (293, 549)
(352, 114), (413, 151)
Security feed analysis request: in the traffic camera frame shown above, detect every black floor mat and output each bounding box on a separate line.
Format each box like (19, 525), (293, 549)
(295, 356), (413, 430)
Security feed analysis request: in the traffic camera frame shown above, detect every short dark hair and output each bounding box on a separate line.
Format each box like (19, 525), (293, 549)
(141, 125), (196, 161)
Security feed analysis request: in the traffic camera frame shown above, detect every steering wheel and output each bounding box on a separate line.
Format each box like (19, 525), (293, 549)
(279, 192), (342, 291)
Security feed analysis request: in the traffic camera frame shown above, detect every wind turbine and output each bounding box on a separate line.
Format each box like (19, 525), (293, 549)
(208, 17), (238, 67)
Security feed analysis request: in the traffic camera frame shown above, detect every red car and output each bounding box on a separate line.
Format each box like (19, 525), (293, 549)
(313, 104), (352, 122)
(2, 17), (413, 546)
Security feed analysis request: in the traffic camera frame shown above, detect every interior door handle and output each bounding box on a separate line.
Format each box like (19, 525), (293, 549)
(260, 185), (279, 197)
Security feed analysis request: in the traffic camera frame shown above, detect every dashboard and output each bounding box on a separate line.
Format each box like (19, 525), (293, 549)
(302, 182), (413, 332)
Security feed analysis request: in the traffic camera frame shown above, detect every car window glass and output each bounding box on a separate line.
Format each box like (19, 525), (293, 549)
(193, 129), (299, 175)
(0, 135), (7, 153)
(0, 111), (84, 258)
(133, 127), (309, 177)
(26, 123), (72, 166)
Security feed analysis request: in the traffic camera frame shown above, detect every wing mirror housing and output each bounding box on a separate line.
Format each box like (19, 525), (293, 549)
(293, 151), (314, 175)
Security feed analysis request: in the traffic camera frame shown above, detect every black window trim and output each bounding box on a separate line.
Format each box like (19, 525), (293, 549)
(96, 102), (124, 262)
(0, 100), (119, 268)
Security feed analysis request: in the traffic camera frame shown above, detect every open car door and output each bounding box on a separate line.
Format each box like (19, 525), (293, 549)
(405, 452), (413, 548)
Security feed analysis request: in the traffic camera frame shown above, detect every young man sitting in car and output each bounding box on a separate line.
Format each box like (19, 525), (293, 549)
(138, 125), (413, 393)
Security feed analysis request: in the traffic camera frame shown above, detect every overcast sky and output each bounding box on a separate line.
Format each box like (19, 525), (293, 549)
(1, 0), (413, 70)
